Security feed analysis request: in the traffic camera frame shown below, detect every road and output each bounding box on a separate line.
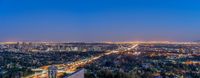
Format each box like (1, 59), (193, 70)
(24, 44), (139, 78)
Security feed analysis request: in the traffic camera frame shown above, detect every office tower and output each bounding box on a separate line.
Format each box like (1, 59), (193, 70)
(48, 65), (57, 78)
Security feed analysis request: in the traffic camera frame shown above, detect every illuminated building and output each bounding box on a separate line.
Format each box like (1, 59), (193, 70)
(48, 65), (57, 78)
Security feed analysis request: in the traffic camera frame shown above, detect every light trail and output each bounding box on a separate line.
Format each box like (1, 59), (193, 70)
(24, 44), (139, 78)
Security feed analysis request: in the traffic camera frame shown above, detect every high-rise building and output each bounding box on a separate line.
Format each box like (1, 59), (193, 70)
(48, 65), (57, 78)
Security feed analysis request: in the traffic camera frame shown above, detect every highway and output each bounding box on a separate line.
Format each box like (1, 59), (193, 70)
(24, 44), (139, 78)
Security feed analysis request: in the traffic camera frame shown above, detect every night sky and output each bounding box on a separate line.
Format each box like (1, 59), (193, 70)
(0, 0), (200, 42)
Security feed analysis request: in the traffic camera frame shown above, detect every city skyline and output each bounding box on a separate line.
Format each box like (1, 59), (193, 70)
(1, 0), (200, 42)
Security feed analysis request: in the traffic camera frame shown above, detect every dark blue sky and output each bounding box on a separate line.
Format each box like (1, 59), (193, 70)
(0, 0), (200, 42)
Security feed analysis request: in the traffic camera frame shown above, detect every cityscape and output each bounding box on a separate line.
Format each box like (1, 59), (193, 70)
(1, 0), (200, 78)
(0, 41), (200, 78)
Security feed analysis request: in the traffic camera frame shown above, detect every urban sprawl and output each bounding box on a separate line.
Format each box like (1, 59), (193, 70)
(0, 42), (200, 78)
